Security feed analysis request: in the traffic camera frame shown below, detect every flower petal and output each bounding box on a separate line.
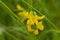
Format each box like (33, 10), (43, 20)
(27, 25), (32, 32)
(34, 29), (39, 35)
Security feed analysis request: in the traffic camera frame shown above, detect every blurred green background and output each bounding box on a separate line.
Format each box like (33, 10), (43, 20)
(0, 0), (60, 40)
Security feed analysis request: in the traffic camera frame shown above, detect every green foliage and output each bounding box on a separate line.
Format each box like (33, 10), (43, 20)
(0, 0), (60, 40)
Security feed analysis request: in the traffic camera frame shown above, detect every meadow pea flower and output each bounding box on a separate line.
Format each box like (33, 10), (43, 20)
(27, 25), (32, 32)
(27, 19), (34, 25)
(34, 29), (39, 35)
(26, 11), (45, 35)
(18, 10), (45, 35)
(36, 21), (44, 31)
(18, 11), (29, 18)
(17, 4), (23, 10)
(39, 15), (45, 20)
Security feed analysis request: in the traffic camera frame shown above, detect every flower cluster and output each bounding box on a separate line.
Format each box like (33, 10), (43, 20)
(17, 4), (45, 35)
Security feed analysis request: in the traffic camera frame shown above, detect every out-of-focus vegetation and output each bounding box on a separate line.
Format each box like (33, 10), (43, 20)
(0, 0), (60, 40)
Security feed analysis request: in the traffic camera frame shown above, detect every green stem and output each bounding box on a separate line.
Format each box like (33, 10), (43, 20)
(0, 1), (24, 25)
(9, 14), (21, 25)
(4, 31), (19, 40)
(31, 0), (33, 10)
(49, 29), (60, 33)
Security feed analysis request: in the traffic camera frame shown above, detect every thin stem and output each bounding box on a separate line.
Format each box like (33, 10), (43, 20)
(9, 14), (21, 25)
(4, 31), (19, 40)
(31, 0), (33, 10)
(49, 29), (60, 33)
(0, 1), (24, 25)
(22, 0), (57, 30)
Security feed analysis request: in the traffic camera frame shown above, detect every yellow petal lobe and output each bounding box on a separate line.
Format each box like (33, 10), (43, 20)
(34, 29), (39, 35)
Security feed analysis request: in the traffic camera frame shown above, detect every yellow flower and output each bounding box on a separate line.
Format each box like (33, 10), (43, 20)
(27, 25), (32, 32)
(39, 24), (44, 30)
(34, 29), (39, 35)
(18, 10), (45, 35)
(27, 19), (34, 25)
(24, 12), (29, 17)
(28, 11), (34, 19)
(36, 21), (44, 31)
(40, 15), (45, 20)
(17, 4), (23, 10)
(26, 11), (45, 35)
(18, 11), (29, 18)
(27, 15), (38, 25)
